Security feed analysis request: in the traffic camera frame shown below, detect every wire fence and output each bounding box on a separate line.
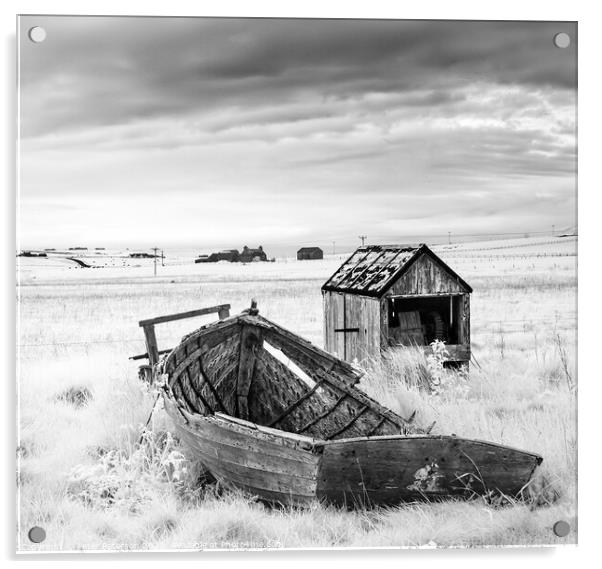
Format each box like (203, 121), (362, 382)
(16, 315), (577, 349)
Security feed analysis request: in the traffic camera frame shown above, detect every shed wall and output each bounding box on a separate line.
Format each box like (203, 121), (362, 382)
(387, 254), (467, 296)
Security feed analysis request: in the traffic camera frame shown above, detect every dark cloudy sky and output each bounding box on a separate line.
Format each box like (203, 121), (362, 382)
(18, 16), (576, 250)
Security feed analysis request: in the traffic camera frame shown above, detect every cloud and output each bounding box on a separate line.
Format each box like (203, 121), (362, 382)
(18, 16), (577, 249)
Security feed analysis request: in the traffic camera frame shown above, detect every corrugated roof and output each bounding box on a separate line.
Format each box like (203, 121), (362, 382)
(321, 244), (472, 297)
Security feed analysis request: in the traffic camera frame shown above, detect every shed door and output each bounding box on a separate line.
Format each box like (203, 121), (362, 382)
(346, 295), (365, 362)
(334, 294), (359, 361)
(332, 295), (361, 362)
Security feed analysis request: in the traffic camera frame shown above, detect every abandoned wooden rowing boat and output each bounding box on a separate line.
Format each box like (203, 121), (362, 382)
(140, 303), (543, 507)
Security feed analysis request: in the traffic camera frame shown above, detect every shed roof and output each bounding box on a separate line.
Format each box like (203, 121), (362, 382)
(321, 244), (472, 297)
(297, 247), (323, 253)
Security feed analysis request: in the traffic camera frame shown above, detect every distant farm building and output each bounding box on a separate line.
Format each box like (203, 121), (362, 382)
(129, 252), (157, 259)
(195, 246), (268, 264)
(18, 250), (47, 258)
(322, 244), (472, 366)
(239, 245), (267, 263)
(297, 247), (324, 260)
(195, 249), (239, 263)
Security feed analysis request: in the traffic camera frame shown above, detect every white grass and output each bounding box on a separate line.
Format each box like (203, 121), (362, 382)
(16, 236), (577, 550)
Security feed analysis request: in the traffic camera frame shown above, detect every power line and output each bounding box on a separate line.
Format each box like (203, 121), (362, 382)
(151, 247), (160, 276)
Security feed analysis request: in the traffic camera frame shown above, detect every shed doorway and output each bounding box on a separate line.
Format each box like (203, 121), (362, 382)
(387, 295), (463, 347)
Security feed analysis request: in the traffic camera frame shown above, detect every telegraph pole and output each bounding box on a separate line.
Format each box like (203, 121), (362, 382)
(448, 231), (451, 245)
(161, 249), (165, 266)
(358, 235), (367, 246)
(332, 241), (336, 255)
(151, 247), (159, 276)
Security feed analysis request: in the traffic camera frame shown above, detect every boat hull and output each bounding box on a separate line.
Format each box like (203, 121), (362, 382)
(153, 309), (543, 508)
(166, 401), (542, 507)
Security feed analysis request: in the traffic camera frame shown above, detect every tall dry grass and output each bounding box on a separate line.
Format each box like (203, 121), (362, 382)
(17, 249), (577, 550)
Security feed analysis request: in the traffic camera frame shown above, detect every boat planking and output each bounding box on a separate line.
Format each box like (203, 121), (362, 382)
(139, 302), (543, 507)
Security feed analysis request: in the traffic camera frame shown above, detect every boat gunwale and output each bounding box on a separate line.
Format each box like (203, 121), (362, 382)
(318, 432), (544, 462)
(165, 399), (542, 464)
(162, 312), (364, 381)
(165, 402), (323, 453)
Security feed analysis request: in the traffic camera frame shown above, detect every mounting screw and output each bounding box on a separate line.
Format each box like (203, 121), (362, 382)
(28, 526), (46, 543)
(28, 26), (47, 43)
(553, 520), (570, 537)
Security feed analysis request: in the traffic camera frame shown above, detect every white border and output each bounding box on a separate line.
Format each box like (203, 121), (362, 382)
(3, 1), (597, 567)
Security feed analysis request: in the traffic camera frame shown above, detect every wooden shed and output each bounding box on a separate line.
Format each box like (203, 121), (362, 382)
(321, 244), (472, 365)
(297, 247), (324, 260)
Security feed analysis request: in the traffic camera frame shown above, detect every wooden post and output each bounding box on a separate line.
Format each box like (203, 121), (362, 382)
(142, 324), (159, 366)
(237, 326), (262, 420)
(218, 306), (230, 320)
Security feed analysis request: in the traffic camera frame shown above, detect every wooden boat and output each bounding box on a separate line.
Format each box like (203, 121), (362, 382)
(141, 303), (543, 508)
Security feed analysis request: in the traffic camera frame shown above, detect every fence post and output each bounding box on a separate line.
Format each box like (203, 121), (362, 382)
(142, 324), (159, 366)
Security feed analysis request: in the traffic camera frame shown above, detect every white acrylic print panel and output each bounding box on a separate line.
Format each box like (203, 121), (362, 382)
(17, 15), (577, 552)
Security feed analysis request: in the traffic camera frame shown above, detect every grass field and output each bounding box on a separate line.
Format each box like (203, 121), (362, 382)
(16, 236), (577, 551)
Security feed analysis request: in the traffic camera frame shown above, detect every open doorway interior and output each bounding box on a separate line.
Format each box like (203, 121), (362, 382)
(387, 295), (463, 346)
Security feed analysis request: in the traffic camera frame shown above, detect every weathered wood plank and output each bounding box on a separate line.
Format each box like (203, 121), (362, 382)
(170, 380), (194, 413)
(201, 332), (241, 414)
(215, 478), (317, 506)
(461, 294), (471, 347)
(388, 255), (466, 296)
(325, 405), (368, 440)
(213, 412), (321, 447)
(171, 345), (205, 381)
(198, 365), (227, 413)
(246, 315), (364, 383)
(142, 324), (159, 366)
(267, 380), (325, 427)
(249, 348), (311, 426)
(342, 295), (382, 363)
(366, 417), (386, 436)
(327, 408), (398, 440)
(186, 434), (320, 478)
(236, 326), (262, 420)
(181, 343), (213, 414)
(268, 374), (341, 434)
(179, 412), (321, 456)
(139, 304), (231, 327)
(316, 436), (542, 506)
(298, 393), (347, 433)
(165, 319), (241, 375)
(176, 427), (318, 496)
